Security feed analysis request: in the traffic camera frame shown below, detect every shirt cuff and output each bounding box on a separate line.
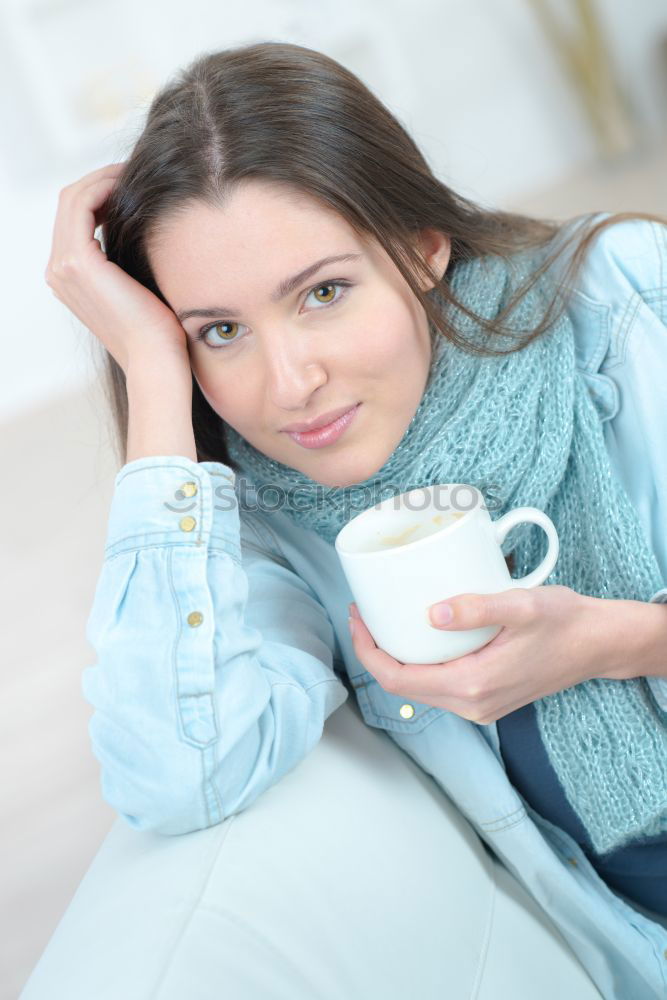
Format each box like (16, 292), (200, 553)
(104, 455), (240, 561)
(646, 589), (667, 712)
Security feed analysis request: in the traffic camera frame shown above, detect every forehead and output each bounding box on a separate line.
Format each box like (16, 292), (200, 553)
(146, 181), (367, 302)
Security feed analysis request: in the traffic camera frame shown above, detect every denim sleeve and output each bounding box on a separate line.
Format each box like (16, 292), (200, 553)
(81, 454), (348, 835)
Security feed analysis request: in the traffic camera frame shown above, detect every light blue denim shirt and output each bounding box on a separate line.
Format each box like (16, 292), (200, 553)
(82, 215), (667, 999)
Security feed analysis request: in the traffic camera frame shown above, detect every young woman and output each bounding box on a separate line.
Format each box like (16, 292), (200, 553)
(47, 41), (667, 997)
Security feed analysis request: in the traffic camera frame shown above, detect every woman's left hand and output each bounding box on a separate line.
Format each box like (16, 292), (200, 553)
(347, 585), (605, 725)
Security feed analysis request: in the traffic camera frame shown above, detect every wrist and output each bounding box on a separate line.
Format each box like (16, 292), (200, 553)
(125, 360), (197, 464)
(126, 350), (192, 391)
(585, 595), (667, 681)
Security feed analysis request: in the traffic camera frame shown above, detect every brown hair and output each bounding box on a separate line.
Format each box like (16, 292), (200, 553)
(98, 40), (667, 471)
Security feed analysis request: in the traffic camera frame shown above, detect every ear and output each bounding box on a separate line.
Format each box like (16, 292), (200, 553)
(414, 227), (451, 291)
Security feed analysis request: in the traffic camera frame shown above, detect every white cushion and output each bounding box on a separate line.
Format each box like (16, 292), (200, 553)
(19, 698), (601, 999)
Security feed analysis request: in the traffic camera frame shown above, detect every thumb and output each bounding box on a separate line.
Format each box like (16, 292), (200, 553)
(428, 588), (537, 630)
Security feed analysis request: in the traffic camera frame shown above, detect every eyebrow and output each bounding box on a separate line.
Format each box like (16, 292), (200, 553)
(175, 252), (364, 323)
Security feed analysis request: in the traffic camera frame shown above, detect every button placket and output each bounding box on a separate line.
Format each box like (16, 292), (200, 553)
(169, 531), (216, 746)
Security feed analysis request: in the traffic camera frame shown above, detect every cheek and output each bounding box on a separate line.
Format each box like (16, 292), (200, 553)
(363, 294), (425, 360)
(193, 368), (230, 418)
(349, 311), (399, 367)
(355, 316), (421, 376)
(193, 365), (257, 435)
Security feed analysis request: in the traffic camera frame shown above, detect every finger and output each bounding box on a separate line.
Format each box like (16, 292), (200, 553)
(52, 163), (126, 244)
(350, 614), (496, 720)
(349, 612), (419, 692)
(54, 164), (125, 220)
(49, 175), (122, 272)
(350, 610), (486, 698)
(428, 588), (539, 631)
(350, 612), (509, 721)
(59, 163), (126, 197)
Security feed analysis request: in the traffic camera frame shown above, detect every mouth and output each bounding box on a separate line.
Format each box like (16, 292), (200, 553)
(284, 403), (361, 449)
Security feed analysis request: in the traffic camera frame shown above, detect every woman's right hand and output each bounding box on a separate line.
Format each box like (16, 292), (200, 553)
(45, 163), (190, 379)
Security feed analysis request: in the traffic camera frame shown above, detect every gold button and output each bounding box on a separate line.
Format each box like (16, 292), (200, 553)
(181, 481), (198, 497)
(187, 611), (204, 627)
(663, 948), (667, 960)
(179, 515), (197, 532)
(567, 857), (578, 867)
(399, 703), (415, 719)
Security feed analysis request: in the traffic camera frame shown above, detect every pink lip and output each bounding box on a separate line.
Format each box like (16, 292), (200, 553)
(282, 403), (360, 433)
(286, 403), (361, 449)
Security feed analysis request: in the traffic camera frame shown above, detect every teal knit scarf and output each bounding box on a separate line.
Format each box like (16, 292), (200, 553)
(224, 249), (667, 857)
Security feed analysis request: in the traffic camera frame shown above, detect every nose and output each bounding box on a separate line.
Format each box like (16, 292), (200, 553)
(263, 334), (328, 411)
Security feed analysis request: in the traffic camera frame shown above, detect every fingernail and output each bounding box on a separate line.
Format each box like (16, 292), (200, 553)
(431, 603), (453, 626)
(349, 603), (360, 618)
(348, 616), (356, 634)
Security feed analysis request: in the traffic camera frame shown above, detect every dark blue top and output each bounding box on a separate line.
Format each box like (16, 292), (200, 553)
(496, 701), (667, 917)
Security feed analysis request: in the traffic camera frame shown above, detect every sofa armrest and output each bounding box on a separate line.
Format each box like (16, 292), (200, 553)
(19, 699), (601, 1000)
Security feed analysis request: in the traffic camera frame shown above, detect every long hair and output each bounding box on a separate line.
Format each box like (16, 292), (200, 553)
(97, 40), (667, 470)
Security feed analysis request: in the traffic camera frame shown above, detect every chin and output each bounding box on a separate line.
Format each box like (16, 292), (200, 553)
(310, 456), (383, 490)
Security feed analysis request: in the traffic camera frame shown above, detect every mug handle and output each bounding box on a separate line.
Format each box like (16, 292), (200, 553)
(492, 507), (559, 589)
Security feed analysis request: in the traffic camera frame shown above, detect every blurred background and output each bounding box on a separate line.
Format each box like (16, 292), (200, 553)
(1, 0), (666, 996)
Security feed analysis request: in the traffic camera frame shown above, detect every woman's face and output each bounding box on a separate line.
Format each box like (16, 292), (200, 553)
(146, 180), (451, 487)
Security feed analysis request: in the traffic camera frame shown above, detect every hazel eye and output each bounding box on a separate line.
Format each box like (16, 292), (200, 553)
(210, 322), (239, 340)
(311, 283), (337, 304)
(198, 321), (241, 346)
(303, 279), (352, 310)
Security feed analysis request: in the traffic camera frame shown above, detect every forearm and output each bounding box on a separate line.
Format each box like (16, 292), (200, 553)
(588, 595), (667, 681)
(125, 359), (197, 463)
(84, 456), (348, 834)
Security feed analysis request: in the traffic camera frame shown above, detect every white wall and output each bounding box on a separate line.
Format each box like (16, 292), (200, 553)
(1, 0), (666, 424)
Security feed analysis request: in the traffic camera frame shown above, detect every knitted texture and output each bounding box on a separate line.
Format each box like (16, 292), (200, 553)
(224, 249), (667, 856)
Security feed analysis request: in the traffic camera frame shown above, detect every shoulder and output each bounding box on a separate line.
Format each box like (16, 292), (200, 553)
(572, 213), (666, 334)
(544, 211), (667, 422)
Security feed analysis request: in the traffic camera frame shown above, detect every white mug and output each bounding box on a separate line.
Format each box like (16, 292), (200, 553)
(335, 483), (559, 665)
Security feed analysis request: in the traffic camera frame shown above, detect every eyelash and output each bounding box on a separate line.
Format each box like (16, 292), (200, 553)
(194, 278), (354, 349)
